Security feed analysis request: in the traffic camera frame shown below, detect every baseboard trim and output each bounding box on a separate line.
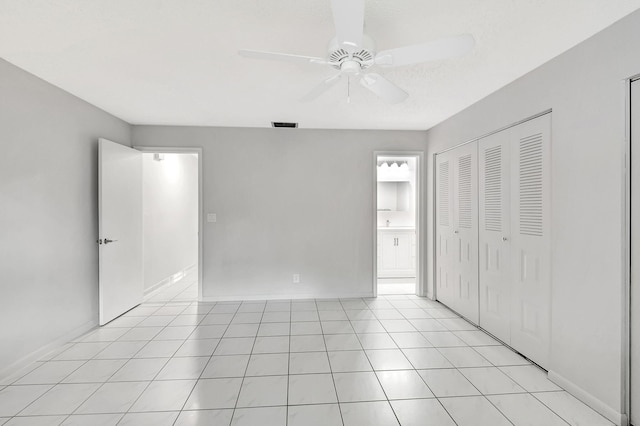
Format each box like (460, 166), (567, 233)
(0, 319), (98, 384)
(144, 263), (197, 297)
(201, 292), (375, 302)
(547, 370), (627, 426)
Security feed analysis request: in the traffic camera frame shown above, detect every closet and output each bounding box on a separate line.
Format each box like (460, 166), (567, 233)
(435, 113), (551, 368)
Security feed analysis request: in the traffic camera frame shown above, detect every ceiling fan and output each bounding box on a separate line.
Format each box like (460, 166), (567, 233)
(238, 0), (475, 104)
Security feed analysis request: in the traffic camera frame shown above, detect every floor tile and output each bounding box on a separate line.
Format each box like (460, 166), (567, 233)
(62, 360), (126, 383)
(366, 349), (413, 370)
(174, 339), (219, 357)
(252, 336), (289, 354)
(261, 312), (290, 323)
(189, 325), (227, 339)
(533, 391), (614, 426)
(80, 328), (130, 343)
(138, 316), (174, 327)
(93, 341), (146, 359)
(291, 301), (317, 311)
(389, 332), (432, 348)
(288, 374), (337, 405)
(118, 411), (179, 425)
(53, 343), (110, 360)
(201, 314), (234, 326)
(319, 311), (348, 321)
(201, 355), (250, 378)
(340, 401), (400, 426)
(324, 334), (362, 351)
(500, 365), (562, 392)
(459, 367), (526, 394)
(129, 379), (195, 412)
(169, 315), (205, 327)
(488, 393), (567, 425)
(224, 324), (259, 338)
(134, 340), (182, 358)
(20, 383), (100, 415)
(236, 375), (288, 407)
(439, 318), (477, 331)
(232, 313), (263, 324)
(290, 322), (322, 335)
(372, 309), (405, 320)
(230, 406), (286, 426)
(257, 323), (290, 337)
(380, 319), (417, 333)
(118, 327), (163, 341)
(454, 330), (502, 346)
(288, 403), (342, 426)
(264, 302), (291, 312)
(376, 370), (434, 399)
(473, 345), (531, 366)
(328, 351), (372, 372)
(289, 352), (331, 374)
(350, 320), (386, 333)
(183, 378), (243, 410)
(418, 368), (480, 397)
(402, 348), (453, 369)
(174, 409), (234, 426)
(439, 396), (512, 426)
(345, 310), (376, 321)
(75, 381), (148, 414)
(290, 311), (319, 322)
(0, 385), (52, 416)
(155, 357), (208, 380)
(213, 338), (255, 355)
(210, 305), (239, 314)
(290, 335), (325, 352)
(108, 358), (167, 382)
(333, 372), (386, 402)
(321, 321), (355, 334)
(399, 308), (433, 319)
(15, 361), (83, 385)
(4, 415), (67, 425)
(390, 399), (456, 426)
(357, 333), (397, 350)
(409, 319), (448, 332)
(238, 303), (266, 313)
(154, 326), (196, 340)
(60, 413), (122, 425)
(245, 353), (288, 376)
(422, 331), (468, 347)
(437, 347), (492, 368)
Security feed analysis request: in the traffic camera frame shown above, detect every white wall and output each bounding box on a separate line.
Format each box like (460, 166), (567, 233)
(0, 59), (131, 377)
(143, 153), (198, 291)
(132, 127), (426, 299)
(425, 10), (640, 423)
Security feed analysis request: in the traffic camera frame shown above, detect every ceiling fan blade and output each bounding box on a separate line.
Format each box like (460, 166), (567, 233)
(359, 73), (408, 104)
(300, 74), (343, 102)
(239, 49), (327, 65)
(330, 0), (365, 52)
(375, 34), (475, 67)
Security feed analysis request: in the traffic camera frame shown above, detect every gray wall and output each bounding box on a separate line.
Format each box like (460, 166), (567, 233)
(143, 153), (198, 291)
(132, 126), (425, 299)
(425, 10), (640, 422)
(0, 59), (131, 376)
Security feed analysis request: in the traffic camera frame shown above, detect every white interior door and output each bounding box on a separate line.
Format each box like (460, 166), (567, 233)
(631, 78), (639, 425)
(99, 139), (143, 325)
(452, 142), (479, 324)
(436, 152), (454, 306)
(479, 128), (512, 344)
(509, 114), (551, 368)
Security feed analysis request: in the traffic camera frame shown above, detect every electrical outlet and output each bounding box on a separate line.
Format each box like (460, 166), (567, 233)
(293, 274), (300, 284)
(207, 213), (217, 223)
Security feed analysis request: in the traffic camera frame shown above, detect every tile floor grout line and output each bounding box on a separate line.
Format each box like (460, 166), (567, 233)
(317, 298), (346, 426)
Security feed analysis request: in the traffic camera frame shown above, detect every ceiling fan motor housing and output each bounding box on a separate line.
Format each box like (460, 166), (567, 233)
(328, 35), (376, 71)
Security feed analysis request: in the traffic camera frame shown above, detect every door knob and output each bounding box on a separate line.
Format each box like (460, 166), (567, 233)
(454, 230), (459, 234)
(104, 238), (118, 244)
(502, 236), (508, 242)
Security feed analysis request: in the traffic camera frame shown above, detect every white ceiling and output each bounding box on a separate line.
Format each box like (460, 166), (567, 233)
(1, 0), (639, 130)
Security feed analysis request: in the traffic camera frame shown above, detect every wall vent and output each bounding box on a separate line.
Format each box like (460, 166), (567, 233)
(271, 122), (298, 128)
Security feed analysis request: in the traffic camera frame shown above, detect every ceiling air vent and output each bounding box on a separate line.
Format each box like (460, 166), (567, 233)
(272, 122), (298, 128)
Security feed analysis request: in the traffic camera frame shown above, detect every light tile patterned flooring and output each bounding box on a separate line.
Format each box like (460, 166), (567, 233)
(0, 279), (614, 425)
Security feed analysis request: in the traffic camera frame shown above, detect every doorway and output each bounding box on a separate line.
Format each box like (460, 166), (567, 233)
(135, 147), (203, 303)
(375, 154), (420, 295)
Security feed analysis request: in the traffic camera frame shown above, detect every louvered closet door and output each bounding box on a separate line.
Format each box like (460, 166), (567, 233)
(436, 152), (455, 306)
(509, 114), (551, 368)
(478, 129), (512, 344)
(451, 142), (479, 324)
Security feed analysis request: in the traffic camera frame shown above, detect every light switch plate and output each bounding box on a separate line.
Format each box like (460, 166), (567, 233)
(207, 213), (217, 223)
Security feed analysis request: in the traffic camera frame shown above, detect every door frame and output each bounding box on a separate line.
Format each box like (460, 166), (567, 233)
(134, 146), (204, 302)
(372, 151), (424, 297)
(625, 74), (640, 425)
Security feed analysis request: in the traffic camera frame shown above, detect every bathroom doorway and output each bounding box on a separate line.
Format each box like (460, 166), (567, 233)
(375, 154), (419, 295)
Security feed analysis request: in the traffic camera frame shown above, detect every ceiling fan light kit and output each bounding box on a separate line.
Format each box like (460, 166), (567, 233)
(239, 0), (475, 104)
